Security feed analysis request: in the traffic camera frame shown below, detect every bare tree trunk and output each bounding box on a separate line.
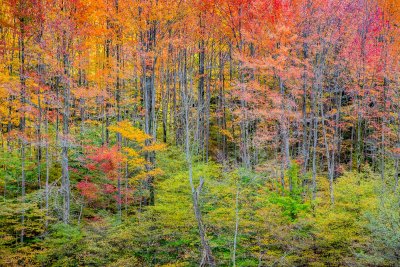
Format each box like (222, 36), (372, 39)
(311, 79), (319, 201)
(36, 73), (43, 194)
(335, 86), (342, 179)
(36, 9), (44, 199)
(236, 8), (250, 169)
(350, 126), (354, 170)
(381, 77), (388, 183)
(125, 138), (129, 216)
(204, 44), (213, 162)
(302, 77), (309, 173)
(232, 180), (240, 267)
(320, 104), (334, 205)
(61, 28), (71, 224)
(162, 67), (170, 143)
(356, 109), (362, 172)
(279, 78), (291, 191)
(394, 157), (399, 192)
(104, 18), (111, 145)
(183, 71), (215, 267)
(301, 39), (309, 175)
(141, 21), (157, 206)
(197, 37), (205, 156)
(45, 106), (50, 229)
(115, 0), (122, 221)
(18, 14), (26, 243)
(394, 112), (400, 192)
(218, 47), (227, 160)
(311, 112), (318, 201)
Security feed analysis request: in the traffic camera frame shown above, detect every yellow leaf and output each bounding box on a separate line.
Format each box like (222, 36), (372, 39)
(108, 120), (151, 143)
(142, 143), (167, 152)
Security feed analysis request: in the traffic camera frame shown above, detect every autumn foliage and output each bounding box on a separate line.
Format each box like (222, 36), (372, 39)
(0, 0), (400, 265)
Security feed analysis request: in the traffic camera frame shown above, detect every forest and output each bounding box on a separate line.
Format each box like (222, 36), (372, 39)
(0, 0), (399, 266)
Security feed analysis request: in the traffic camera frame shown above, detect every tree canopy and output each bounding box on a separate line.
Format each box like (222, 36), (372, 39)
(0, 0), (400, 266)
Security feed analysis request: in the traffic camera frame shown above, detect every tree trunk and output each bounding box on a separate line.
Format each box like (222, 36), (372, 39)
(18, 15), (26, 243)
(279, 78), (291, 191)
(61, 29), (71, 224)
(142, 22), (157, 206)
(232, 180), (240, 267)
(45, 106), (50, 229)
(311, 112), (318, 201)
(197, 37), (205, 156)
(320, 103), (334, 205)
(183, 86), (216, 267)
(115, 0), (122, 221)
